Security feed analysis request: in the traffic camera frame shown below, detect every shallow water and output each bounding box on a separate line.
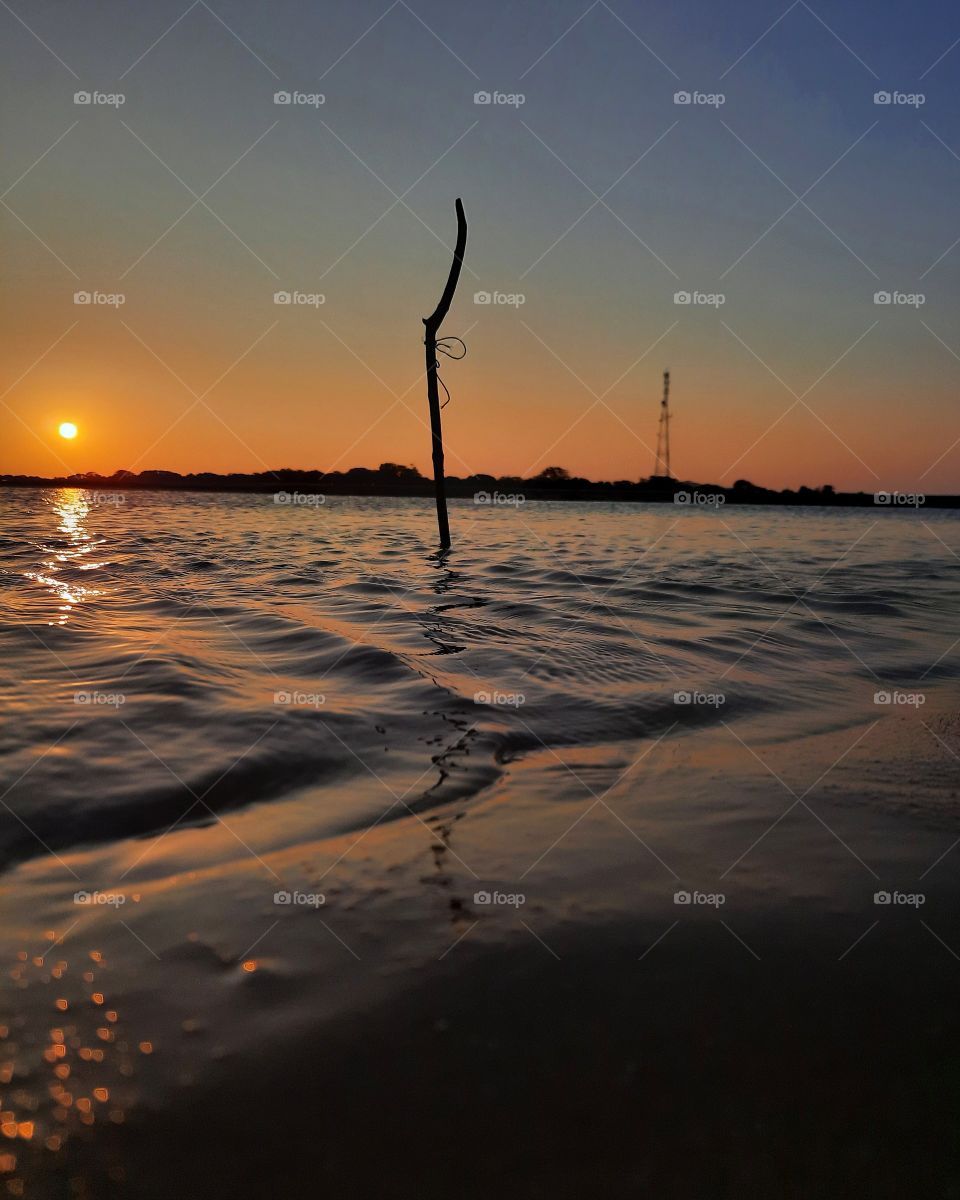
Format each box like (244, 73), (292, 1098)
(1, 489), (959, 1197)
(2, 488), (957, 861)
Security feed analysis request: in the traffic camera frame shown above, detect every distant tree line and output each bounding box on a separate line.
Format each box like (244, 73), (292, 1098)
(0, 465), (949, 507)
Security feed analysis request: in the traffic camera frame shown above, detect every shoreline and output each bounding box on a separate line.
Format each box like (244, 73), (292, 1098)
(3, 705), (958, 1199)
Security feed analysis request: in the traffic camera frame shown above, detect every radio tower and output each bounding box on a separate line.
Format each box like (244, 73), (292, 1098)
(654, 369), (672, 479)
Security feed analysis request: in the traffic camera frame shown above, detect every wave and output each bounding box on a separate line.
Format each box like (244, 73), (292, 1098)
(2, 490), (958, 868)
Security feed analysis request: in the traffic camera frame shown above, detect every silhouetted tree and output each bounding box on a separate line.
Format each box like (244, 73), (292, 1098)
(378, 462), (422, 480)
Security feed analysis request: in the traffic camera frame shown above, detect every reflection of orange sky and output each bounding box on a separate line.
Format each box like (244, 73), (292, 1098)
(4, 307), (957, 494)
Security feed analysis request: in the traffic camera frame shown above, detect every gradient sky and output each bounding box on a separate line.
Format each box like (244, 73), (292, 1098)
(2, 0), (959, 491)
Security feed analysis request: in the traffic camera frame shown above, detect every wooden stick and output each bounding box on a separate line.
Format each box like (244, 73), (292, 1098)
(423, 198), (467, 550)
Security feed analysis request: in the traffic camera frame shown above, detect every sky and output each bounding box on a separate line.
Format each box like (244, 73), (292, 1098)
(1, 0), (959, 492)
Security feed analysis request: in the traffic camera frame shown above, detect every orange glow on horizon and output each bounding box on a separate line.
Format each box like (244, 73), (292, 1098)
(3, 324), (954, 495)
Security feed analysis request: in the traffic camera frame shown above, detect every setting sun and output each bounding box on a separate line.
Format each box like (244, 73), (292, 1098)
(58, 422), (78, 440)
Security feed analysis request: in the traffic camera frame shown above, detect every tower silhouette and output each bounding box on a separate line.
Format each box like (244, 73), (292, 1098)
(653, 370), (672, 479)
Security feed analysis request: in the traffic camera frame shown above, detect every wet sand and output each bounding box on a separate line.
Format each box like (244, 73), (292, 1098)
(3, 707), (960, 1198)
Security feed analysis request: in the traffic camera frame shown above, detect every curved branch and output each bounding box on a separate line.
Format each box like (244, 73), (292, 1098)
(423, 198), (467, 333)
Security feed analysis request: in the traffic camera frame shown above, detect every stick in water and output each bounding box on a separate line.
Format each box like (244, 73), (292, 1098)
(422, 198), (467, 550)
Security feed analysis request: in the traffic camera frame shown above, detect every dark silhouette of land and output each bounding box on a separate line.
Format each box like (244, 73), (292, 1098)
(1, 463), (953, 507)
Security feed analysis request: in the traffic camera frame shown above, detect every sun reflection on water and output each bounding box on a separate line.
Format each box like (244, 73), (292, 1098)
(23, 490), (105, 626)
(1, 942), (150, 1195)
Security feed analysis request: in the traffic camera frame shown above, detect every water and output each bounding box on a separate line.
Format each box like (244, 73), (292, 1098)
(1, 488), (959, 1197)
(2, 489), (956, 862)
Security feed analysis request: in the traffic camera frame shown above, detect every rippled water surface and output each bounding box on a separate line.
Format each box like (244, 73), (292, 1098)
(3, 488), (958, 861)
(1, 488), (960, 1198)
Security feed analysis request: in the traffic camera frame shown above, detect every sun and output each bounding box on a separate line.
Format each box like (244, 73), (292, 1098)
(58, 422), (78, 440)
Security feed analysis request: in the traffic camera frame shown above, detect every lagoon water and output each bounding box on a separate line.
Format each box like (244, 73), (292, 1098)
(1, 488), (959, 1197)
